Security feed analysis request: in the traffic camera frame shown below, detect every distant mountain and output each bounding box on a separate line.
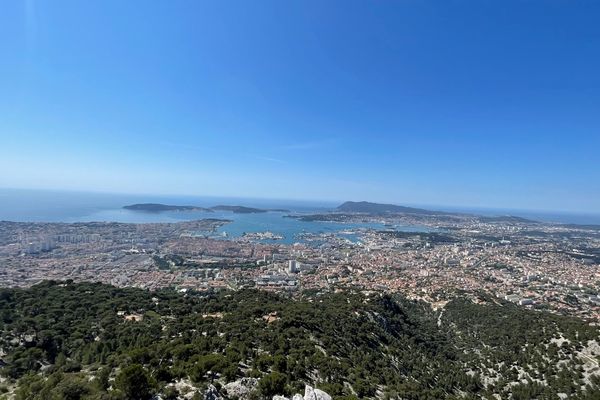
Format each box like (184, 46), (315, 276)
(211, 205), (269, 214)
(479, 215), (538, 224)
(336, 201), (443, 215)
(123, 203), (212, 212)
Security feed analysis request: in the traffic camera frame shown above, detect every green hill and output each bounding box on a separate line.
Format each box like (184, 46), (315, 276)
(336, 201), (445, 215)
(0, 282), (598, 399)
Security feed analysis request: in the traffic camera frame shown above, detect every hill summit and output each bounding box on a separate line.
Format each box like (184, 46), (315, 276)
(336, 201), (440, 215)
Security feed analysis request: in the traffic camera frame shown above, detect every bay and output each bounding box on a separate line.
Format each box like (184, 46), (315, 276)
(0, 188), (426, 244)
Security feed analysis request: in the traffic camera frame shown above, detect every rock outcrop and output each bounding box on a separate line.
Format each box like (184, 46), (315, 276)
(270, 385), (331, 400)
(203, 379), (331, 400)
(204, 384), (222, 400)
(303, 385), (332, 400)
(223, 377), (259, 399)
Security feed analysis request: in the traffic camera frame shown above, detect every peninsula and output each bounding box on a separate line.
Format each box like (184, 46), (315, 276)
(336, 201), (446, 215)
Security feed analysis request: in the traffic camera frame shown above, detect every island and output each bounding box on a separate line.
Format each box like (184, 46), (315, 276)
(124, 203), (290, 214)
(123, 203), (212, 212)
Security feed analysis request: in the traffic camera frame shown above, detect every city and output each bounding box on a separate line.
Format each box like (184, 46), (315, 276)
(1, 0), (600, 398)
(2, 205), (599, 321)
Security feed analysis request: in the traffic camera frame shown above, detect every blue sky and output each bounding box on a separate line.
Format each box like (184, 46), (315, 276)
(1, 1), (599, 213)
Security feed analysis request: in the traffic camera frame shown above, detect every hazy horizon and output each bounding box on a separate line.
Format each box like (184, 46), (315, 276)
(1, 187), (599, 223)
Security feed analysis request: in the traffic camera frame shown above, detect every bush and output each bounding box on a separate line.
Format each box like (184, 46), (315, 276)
(115, 364), (153, 400)
(258, 372), (287, 398)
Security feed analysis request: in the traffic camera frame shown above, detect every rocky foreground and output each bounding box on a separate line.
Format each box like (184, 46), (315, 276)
(201, 380), (331, 400)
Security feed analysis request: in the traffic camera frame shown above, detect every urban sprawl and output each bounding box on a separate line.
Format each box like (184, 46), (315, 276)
(1, 211), (599, 320)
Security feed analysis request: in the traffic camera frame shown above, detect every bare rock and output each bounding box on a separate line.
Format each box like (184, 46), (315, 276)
(204, 384), (222, 400)
(223, 377), (259, 399)
(304, 385), (332, 400)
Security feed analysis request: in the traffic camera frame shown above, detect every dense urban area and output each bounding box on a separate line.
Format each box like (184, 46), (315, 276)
(1, 202), (599, 319)
(1, 202), (600, 399)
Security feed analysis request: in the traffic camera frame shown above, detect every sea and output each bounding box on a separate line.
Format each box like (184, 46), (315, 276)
(0, 189), (598, 244)
(0, 188), (427, 244)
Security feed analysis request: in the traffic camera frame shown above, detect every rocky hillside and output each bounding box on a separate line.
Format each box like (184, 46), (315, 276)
(0, 282), (599, 399)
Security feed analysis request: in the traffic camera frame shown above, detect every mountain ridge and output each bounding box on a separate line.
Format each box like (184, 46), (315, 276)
(336, 201), (446, 215)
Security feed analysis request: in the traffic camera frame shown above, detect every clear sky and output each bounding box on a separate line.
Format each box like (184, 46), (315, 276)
(1, 1), (599, 213)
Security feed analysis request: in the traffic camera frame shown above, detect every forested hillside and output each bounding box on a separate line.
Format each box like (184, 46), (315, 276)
(0, 282), (598, 399)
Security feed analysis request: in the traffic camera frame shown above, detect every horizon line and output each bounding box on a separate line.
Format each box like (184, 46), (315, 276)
(1, 186), (599, 217)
